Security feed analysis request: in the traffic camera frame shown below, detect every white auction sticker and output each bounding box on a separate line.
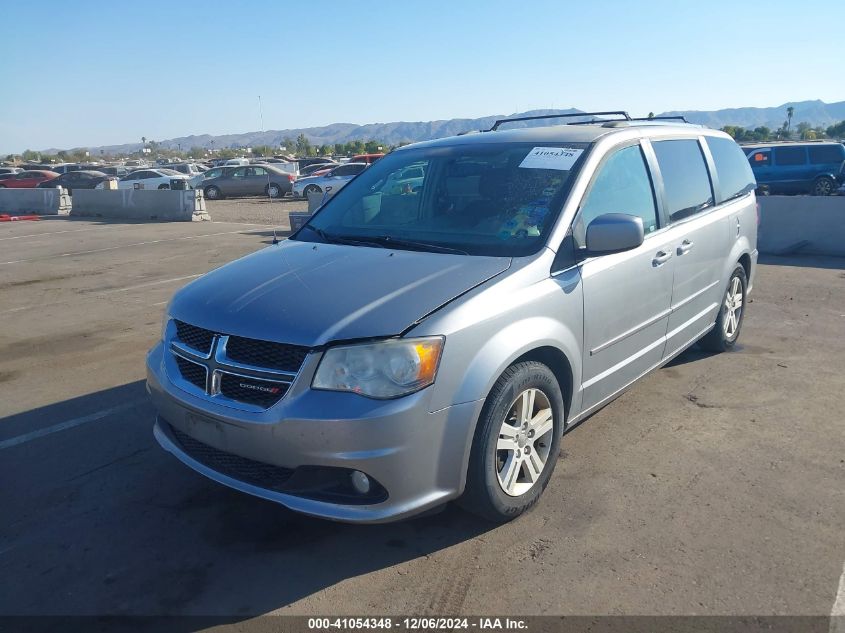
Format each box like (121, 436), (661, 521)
(519, 146), (583, 171)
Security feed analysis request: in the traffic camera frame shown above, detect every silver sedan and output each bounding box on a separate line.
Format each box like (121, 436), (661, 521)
(292, 162), (368, 198)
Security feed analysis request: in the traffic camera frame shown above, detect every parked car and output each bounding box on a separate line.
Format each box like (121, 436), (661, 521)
(98, 165), (131, 178)
(36, 170), (107, 193)
(147, 114), (758, 523)
(223, 158), (250, 166)
(291, 162), (368, 198)
(165, 163), (206, 176)
(0, 170), (60, 188)
(296, 157), (336, 169)
(96, 168), (190, 190)
(743, 141), (845, 195)
(201, 165), (294, 199)
(298, 162), (339, 177)
(350, 152), (385, 165)
(0, 167), (22, 176)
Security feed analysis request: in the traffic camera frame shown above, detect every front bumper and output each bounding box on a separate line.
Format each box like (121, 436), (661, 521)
(146, 342), (484, 523)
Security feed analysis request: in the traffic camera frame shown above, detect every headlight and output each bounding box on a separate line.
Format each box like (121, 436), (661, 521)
(312, 337), (444, 399)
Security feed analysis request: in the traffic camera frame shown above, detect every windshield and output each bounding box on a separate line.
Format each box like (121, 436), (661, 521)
(294, 142), (589, 256)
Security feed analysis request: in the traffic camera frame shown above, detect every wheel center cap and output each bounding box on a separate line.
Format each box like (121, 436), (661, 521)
(517, 432), (527, 448)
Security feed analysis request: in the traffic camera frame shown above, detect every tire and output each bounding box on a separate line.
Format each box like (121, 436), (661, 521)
(811, 176), (835, 196)
(266, 183), (283, 198)
(699, 264), (747, 353)
(303, 184), (321, 198)
(158, 184), (170, 190)
(460, 361), (564, 523)
(204, 186), (222, 200)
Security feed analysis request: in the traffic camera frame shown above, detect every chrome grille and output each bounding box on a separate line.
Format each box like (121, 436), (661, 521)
(170, 425), (294, 489)
(226, 336), (309, 372)
(174, 320), (215, 354)
(167, 320), (308, 410)
(175, 355), (206, 390)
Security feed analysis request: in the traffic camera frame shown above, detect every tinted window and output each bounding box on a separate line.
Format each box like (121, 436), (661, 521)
(705, 136), (756, 203)
(652, 139), (714, 223)
(231, 168), (247, 178)
(748, 150), (770, 167)
(300, 142), (587, 257)
(575, 144), (657, 245)
(249, 167), (267, 176)
(774, 146), (806, 166)
(332, 165), (360, 176)
(205, 168), (222, 179)
(808, 145), (845, 164)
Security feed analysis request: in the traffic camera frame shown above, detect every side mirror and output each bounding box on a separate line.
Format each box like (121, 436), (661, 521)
(585, 213), (645, 255)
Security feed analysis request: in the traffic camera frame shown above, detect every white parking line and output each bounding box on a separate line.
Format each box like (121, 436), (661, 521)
(0, 400), (147, 451)
(0, 225), (126, 242)
(832, 561), (845, 633)
(97, 273), (203, 294)
(0, 228), (261, 266)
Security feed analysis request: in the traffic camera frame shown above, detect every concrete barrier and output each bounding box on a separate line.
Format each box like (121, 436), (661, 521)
(71, 189), (210, 221)
(758, 195), (845, 256)
(0, 188), (71, 215)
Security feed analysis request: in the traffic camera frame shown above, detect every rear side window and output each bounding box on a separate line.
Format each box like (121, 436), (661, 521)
(575, 144), (658, 243)
(705, 136), (756, 203)
(808, 145), (845, 164)
(774, 146), (807, 166)
(747, 150), (770, 167)
(652, 139), (714, 223)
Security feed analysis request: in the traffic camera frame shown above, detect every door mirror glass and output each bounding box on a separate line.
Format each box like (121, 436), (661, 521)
(585, 213), (644, 255)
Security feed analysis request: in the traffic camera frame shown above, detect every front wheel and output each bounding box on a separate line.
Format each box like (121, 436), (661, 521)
(303, 184), (321, 198)
(204, 186), (222, 200)
(460, 361), (564, 523)
(699, 264), (747, 352)
(811, 176), (835, 196)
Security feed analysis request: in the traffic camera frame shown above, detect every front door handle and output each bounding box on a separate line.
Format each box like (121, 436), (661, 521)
(677, 239), (694, 255)
(652, 250), (673, 267)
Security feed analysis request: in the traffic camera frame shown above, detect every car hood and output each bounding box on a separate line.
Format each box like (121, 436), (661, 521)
(168, 239), (511, 347)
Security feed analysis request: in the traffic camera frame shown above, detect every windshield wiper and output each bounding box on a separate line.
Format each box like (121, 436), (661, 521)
(358, 235), (469, 255)
(299, 224), (382, 247)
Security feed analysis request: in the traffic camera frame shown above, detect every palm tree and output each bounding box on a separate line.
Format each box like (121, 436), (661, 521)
(786, 107), (794, 135)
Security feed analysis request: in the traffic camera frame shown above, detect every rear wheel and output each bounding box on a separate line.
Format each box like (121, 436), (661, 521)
(204, 186), (222, 200)
(266, 183), (283, 198)
(699, 264), (747, 352)
(811, 176), (835, 196)
(460, 361), (563, 523)
(303, 184), (321, 198)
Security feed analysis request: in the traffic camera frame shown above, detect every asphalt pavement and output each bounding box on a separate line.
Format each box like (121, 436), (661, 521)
(0, 216), (843, 620)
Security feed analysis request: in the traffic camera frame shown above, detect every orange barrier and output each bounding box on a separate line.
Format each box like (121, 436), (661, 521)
(0, 215), (41, 222)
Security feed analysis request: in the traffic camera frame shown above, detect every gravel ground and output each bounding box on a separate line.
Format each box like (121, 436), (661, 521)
(205, 196), (309, 227)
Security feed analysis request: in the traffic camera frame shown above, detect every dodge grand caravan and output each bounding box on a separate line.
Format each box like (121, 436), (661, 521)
(147, 112), (758, 523)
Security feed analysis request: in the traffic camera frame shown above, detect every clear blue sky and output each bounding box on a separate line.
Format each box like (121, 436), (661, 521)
(0, 0), (841, 153)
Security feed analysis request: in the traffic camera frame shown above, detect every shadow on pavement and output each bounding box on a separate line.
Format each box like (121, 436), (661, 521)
(0, 381), (493, 618)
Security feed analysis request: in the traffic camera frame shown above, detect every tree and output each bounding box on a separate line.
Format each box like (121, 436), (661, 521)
(786, 106), (794, 135)
(189, 146), (206, 157)
(295, 134), (312, 156)
(825, 120), (845, 138)
(21, 149), (39, 161)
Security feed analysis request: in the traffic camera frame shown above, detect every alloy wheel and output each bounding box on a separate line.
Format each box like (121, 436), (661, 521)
(496, 388), (554, 497)
(723, 276), (743, 338)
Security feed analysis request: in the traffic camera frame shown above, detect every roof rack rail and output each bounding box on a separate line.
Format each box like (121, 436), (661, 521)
(629, 115), (689, 123)
(488, 111), (631, 131)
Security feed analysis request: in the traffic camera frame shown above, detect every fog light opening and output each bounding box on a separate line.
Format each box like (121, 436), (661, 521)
(350, 470), (371, 495)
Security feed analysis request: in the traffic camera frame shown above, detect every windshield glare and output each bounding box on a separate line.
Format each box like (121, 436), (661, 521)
(295, 142), (589, 256)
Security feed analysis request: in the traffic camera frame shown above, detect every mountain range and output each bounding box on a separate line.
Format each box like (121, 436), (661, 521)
(42, 99), (845, 155)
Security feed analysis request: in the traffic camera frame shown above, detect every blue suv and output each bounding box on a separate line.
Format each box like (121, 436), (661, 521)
(743, 142), (845, 195)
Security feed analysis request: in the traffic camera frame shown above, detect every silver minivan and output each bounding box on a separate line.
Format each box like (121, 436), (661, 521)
(146, 113), (758, 523)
